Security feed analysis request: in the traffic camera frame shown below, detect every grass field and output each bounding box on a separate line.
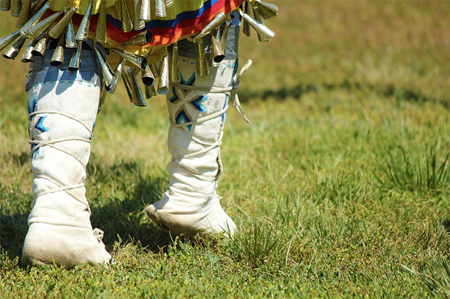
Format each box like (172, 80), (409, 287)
(1, 1), (450, 297)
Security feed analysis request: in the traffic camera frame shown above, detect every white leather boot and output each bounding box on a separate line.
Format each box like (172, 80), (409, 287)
(22, 80), (111, 267)
(146, 57), (239, 236)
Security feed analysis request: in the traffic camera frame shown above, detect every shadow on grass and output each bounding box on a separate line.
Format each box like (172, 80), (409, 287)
(0, 211), (29, 261)
(86, 156), (175, 254)
(0, 183), (31, 261)
(239, 81), (449, 108)
(89, 177), (174, 254)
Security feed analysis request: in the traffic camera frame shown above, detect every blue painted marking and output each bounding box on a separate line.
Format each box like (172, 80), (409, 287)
(34, 116), (49, 134)
(169, 90), (178, 103)
(31, 143), (39, 157)
(91, 122), (95, 139)
(170, 71), (207, 132)
(222, 95), (229, 123)
(189, 95), (208, 112)
(176, 110), (189, 124)
(28, 93), (37, 114)
(180, 72), (196, 87)
(30, 115), (49, 157)
(175, 110), (192, 132)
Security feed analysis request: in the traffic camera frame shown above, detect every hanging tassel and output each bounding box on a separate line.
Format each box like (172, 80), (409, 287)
(95, 0), (107, 43)
(237, 7), (275, 42)
(98, 82), (108, 111)
(220, 21), (231, 51)
(242, 2), (251, 37)
(21, 38), (35, 62)
(2, 36), (26, 60)
(118, 30), (152, 46)
(0, 30), (21, 51)
(196, 38), (209, 77)
(94, 45), (115, 87)
(0, 0), (12, 11)
(127, 68), (147, 106)
(193, 12), (229, 43)
(149, 63), (161, 79)
(110, 48), (147, 70)
(141, 65), (155, 86)
(145, 85), (157, 99)
(10, 0), (21, 17)
(106, 58), (126, 94)
(49, 6), (77, 39)
(68, 41), (83, 71)
(140, 0), (151, 21)
(211, 34), (225, 64)
(20, 1), (50, 38)
(169, 42), (180, 83)
(133, 0), (145, 30)
(120, 0), (133, 33)
(121, 70), (134, 102)
(253, 0), (278, 20)
(27, 10), (63, 38)
(157, 53), (169, 94)
(31, 33), (49, 56)
(65, 20), (76, 48)
(50, 35), (65, 66)
(75, 0), (93, 41)
(16, 0), (31, 28)
(154, 0), (166, 17)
